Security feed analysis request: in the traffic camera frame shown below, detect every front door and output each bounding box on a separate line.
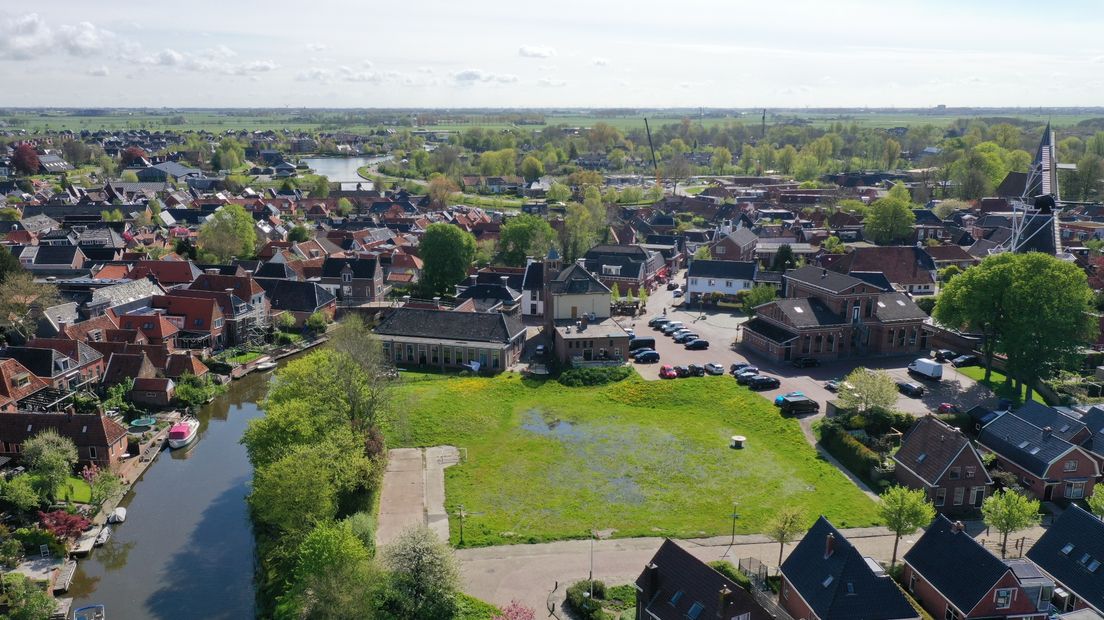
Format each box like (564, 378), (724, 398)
(971, 487), (985, 508)
(571, 306), (578, 319)
(784, 345), (792, 361)
(1043, 484), (1055, 501)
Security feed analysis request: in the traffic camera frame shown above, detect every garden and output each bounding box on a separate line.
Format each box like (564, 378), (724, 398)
(385, 370), (880, 547)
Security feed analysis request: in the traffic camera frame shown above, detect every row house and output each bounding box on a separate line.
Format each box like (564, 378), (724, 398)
(0, 411), (128, 468)
(1027, 505), (1104, 614)
(318, 256), (387, 303)
(893, 416), (992, 514)
(582, 244), (666, 296)
(739, 266), (929, 363)
(542, 252), (631, 365)
(820, 246), (939, 296)
(685, 260), (758, 302)
(0, 339), (105, 392)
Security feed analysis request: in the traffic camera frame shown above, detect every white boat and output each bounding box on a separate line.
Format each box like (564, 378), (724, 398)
(107, 507), (126, 524)
(255, 360), (277, 371)
(75, 605), (106, 620)
(94, 526), (111, 546)
(167, 416), (199, 449)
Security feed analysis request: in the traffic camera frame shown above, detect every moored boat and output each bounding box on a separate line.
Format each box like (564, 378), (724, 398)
(75, 604), (106, 620)
(254, 360), (277, 371)
(167, 416), (199, 449)
(94, 526), (111, 546)
(107, 507), (126, 523)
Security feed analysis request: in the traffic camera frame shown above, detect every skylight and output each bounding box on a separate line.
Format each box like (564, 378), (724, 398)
(916, 453), (927, 463)
(896, 300), (906, 306)
(1061, 543), (1075, 555)
(1089, 560), (1101, 573)
(1018, 441), (1031, 449)
(846, 582), (855, 594)
(822, 576), (834, 588)
(669, 591), (683, 606)
(687, 602), (704, 619)
(1060, 424), (1070, 432)
(794, 307), (804, 313)
(1029, 447), (1042, 455)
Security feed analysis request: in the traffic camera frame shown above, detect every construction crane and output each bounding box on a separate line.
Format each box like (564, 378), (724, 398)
(644, 117), (661, 193)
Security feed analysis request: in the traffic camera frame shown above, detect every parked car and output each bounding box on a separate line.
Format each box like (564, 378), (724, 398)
(791, 357), (820, 368)
(774, 391), (805, 406)
(674, 365), (691, 378)
(908, 358), (944, 380)
(648, 316), (670, 327)
(938, 403), (962, 414)
(824, 378), (841, 392)
(629, 337), (656, 351)
(704, 363), (725, 375)
(730, 362), (751, 374)
(674, 332), (701, 344)
(897, 381), (925, 397)
(534, 344), (545, 356)
(687, 364), (706, 377)
(659, 364), (678, 379)
(735, 368), (761, 384)
(951, 354), (979, 368)
(779, 396), (820, 415)
(633, 351), (660, 363)
(670, 329), (693, 339)
(667, 281), (680, 291)
(672, 290), (684, 298)
(684, 339), (710, 350)
(660, 322), (685, 335)
(747, 375), (781, 390)
(933, 349), (958, 363)
(631, 348), (656, 359)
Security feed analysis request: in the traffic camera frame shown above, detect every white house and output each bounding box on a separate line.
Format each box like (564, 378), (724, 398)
(685, 260), (758, 301)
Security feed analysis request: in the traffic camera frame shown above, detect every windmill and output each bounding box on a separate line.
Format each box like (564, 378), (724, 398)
(1004, 122), (1064, 255)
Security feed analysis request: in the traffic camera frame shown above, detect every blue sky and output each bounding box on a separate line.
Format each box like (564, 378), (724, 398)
(1, 0), (1101, 107)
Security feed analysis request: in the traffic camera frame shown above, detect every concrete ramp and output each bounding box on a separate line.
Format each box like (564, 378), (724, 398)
(376, 446), (460, 548)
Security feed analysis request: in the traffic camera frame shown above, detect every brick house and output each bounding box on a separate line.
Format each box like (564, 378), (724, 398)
(903, 516), (1053, 620)
(1, 340), (105, 392)
(542, 254), (631, 365)
(820, 246), (939, 295)
(707, 226), (758, 261)
(685, 260), (758, 302)
(739, 266), (929, 363)
(318, 256), (387, 303)
(0, 410), (128, 468)
(130, 377), (175, 407)
(256, 279), (337, 327)
(779, 516), (919, 620)
(1026, 505), (1104, 614)
(635, 539), (771, 620)
(978, 411), (1100, 501)
(374, 306), (526, 373)
(893, 416), (992, 514)
(0, 359), (49, 412)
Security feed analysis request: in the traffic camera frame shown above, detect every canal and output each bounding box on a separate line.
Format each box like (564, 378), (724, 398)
(69, 366), (278, 619)
(301, 155), (391, 190)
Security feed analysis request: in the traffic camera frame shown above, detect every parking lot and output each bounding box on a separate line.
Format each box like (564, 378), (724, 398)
(620, 272), (996, 419)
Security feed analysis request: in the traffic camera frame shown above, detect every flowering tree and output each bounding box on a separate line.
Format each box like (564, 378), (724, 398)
(492, 601), (536, 620)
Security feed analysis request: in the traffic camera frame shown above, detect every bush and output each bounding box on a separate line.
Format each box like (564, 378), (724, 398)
(12, 527), (65, 557)
(708, 560), (751, 590)
(565, 580), (609, 620)
(820, 421), (881, 482)
(558, 366), (632, 387)
(915, 296), (937, 315)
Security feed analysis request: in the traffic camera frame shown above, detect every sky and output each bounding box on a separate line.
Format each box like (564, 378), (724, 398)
(1, 0), (1102, 108)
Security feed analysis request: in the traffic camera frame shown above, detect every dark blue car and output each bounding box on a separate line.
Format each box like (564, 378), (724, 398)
(633, 350), (660, 363)
(684, 339), (710, 350)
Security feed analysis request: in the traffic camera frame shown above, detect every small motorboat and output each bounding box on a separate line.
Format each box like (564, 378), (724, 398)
(167, 416), (199, 449)
(107, 507), (126, 523)
(94, 526), (111, 546)
(75, 605), (106, 620)
(254, 360), (277, 371)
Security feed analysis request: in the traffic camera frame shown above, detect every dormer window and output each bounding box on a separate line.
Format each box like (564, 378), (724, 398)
(342, 272), (352, 283)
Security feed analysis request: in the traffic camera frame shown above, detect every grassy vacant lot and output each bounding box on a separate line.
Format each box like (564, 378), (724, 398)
(385, 372), (879, 547)
(957, 366), (1046, 404)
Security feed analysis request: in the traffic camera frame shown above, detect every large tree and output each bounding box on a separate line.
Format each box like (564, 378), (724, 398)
(498, 214), (555, 266)
(546, 181), (571, 203)
(0, 245), (21, 283)
(377, 525), (461, 620)
(10, 144), (40, 176)
(280, 520), (375, 619)
(770, 244), (796, 271)
(198, 203), (257, 262)
(742, 284), (776, 315)
(0, 272), (59, 341)
(865, 187), (916, 245)
(419, 223), (477, 297)
(880, 486), (935, 567)
(933, 253), (1016, 383)
(426, 174), (459, 207)
(838, 368), (898, 413)
(982, 489), (1039, 558)
(22, 430), (78, 501)
(519, 155), (545, 182)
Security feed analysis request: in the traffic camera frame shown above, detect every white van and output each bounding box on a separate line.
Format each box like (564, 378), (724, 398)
(908, 358), (943, 381)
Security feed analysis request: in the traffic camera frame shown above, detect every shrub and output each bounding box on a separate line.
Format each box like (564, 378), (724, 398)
(708, 560), (751, 590)
(558, 366), (632, 387)
(565, 580), (609, 620)
(12, 527), (65, 557)
(820, 421), (881, 482)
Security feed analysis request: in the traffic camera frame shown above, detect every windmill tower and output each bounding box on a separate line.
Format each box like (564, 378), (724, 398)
(1008, 123), (1063, 254)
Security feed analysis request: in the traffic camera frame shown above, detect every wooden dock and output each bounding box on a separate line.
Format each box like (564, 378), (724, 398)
(53, 559), (77, 592)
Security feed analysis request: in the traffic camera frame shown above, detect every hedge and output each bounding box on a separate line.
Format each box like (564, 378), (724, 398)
(708, 560), (752, 590)
(820, 421), (881, 483)
(558, 366), (633, 387)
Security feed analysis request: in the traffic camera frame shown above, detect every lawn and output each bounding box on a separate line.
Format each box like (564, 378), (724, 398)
(957, 365), (1046, 404)
(224, 350), (263, 365)
(385, 371), (879, 547)
(58, 476), (92, 504)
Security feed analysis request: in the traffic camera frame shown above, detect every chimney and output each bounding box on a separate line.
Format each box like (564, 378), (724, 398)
(580, 314), (589, 329)
(717, 586), (732, 617)
(206, 268), (219, 275)
(470, 274), (478, 286)
(951, 521), (966, 534)
(824, 532), (835, 558)
(1042, 426), (1053, 438)
(821, 268), (828, 279)
(500, 275), (509, 288)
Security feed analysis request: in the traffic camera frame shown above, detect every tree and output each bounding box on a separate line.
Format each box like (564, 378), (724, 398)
(0, 476), (41, 514)
(879, 486), (935, 567)
(982, 489), (1039, 558)
(765, 507), (805, 569)
(90, 471), (122, 507)
(546, 181), (571, 203)
(378, 525), (461, 620)
(120, 146), (147, 167)
(934, 253), (1016, 383)
(938, 265), (962, 283)
(1087, 490), (1104, 519)
(838, 368), (897, 413)
(96, 154), (117, 177)
(711, 147), (733, 173)
(336, 197), (354, 216)
(742, 284), (776, 315)
(610, 282), (621, 302)
(562, 203), (597, 262)
(771, 244), (796, 271)
(306, 311), (329, 332)
(38, 510), (90, 541)
(492, 601), (537, 620)
(420, 223), (477, 297)
(198, 203), (257, 262)
(22, 430), (78, 502)
(0, 245), (22, 284)
(865, 193), (916, 244)
(693, 246), (712, 260)
(61, 139), (92, 166)
(821, 236), (845, 254)
(932, 199), (970, 220)
(310, 175), (331, 198)
(427, 174), (459, 207)
(520, 156), (545, 182)
(11, 144), (40, 175)
(121, 170), (139, 183)
(287, 224), (310, 243)
(2, 573), (57, 620)
(498, 214), (555, 267)
(281, 520), (375, 619)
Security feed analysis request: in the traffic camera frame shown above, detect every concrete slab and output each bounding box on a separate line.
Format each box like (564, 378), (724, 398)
(425, 446), (459, 543)
(375, 448), (426, 548)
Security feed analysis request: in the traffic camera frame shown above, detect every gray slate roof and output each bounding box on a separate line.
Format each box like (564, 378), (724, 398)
(873, 293), (929, 322)
(903, 516), (1013, 614)
(785, 265), (866, 295)
(686, 259), (757, 280)
(979, 412), (1078, 477)
(374, 307), (525, 344)
(1026, 505), (1104, 613)
(549, 263), (609, 295)
(776, 298), (847, 329)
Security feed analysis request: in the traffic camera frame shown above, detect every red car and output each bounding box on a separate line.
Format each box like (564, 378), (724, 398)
(659, 364), (678, 379)
(938, 403), (962, 414)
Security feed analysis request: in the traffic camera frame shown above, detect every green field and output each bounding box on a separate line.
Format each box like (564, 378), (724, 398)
(385, 371), (879, 547)
(957, 365), (1046, 404)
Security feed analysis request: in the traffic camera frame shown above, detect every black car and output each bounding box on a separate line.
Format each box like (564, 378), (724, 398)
(951, 355), (979, 368)
(933, 349), (958, 363)
(687, 364), (706, 377)
(674, 365), (691, 378)
(791, 357), (820, 368)
(633, 350), (660, 363)
(674, 332), (701, 344)
(747, 375), (781, 390)
(896, 381), (925, 397)
(666, 281), (680, 291)
(730, 362), (751, 374)
(684, 339), (710, 350)
(735, 368), (761, 384)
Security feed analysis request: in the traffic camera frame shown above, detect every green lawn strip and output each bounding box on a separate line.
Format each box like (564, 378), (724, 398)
(385, 372), (879, 547)
(957, 366), (1045, 404)
(455, 593), (500, 620)
(56, 476), (92, 504)
(224, 351), (263, 365)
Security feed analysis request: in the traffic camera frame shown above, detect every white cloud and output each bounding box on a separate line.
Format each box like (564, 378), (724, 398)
(152, 48), (185, 66)
(519, 45), (555, 58)
(295, 67), (333, 82)
(201, 44), (237, 60)
(1093, 55), (1104, 64)
(338, 65), (380, 82)
(362, 59), (374, 68)
(452, 69), (518, 84)
(0, 13), (61, 59)
(56, 21), (113, 56)
(305, 42), (327, 52)
(87, 65), (109, 77)
(592, 57), (609, 66)
(537, 77), (567, 87)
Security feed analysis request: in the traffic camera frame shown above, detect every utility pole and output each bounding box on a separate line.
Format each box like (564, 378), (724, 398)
(457, 505), (466, 546)
(730, 505), (740, 546)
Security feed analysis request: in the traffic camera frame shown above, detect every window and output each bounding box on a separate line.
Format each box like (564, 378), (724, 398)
(708, 279), (715, 286)
(687, 602), (704, 619)
(945, 605), (962, 620)
(342, 272), (352, 283)
(994, 588), (1013, 609)
(965, 466), (976, 479)
(1066, 480), (1086, 500)
(143, 322), (154, 330)
(725, 280), (733, 288)
(690, 278), (698, 286)
(668, 591), (683, 606)
(948, 467), (961, 480)
(908, 574), (917, 593)
(443, 348), (451, 365)
(1060, 543), (1075, 556)
(194, 318), (203, 327)
(715, 245), (726, 255)
(88, 446), (97, 460)
(1064, 460), (1078, 472)
(214, 318), (223, 329)
(953, 487), (964, 506)
(826, 334), (834, 352)
(934, 488), (946, 506)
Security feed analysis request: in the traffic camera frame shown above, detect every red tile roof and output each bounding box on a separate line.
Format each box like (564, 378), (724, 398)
(0, 359), (49, 409)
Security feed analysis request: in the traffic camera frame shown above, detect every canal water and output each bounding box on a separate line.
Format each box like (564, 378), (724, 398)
(69, 367), (277, 619)
(301, 155), (390, 190)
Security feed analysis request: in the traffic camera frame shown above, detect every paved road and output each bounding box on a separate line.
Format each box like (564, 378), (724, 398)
(458, 522), (1050, 613)
(376, 446), (459, 548)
